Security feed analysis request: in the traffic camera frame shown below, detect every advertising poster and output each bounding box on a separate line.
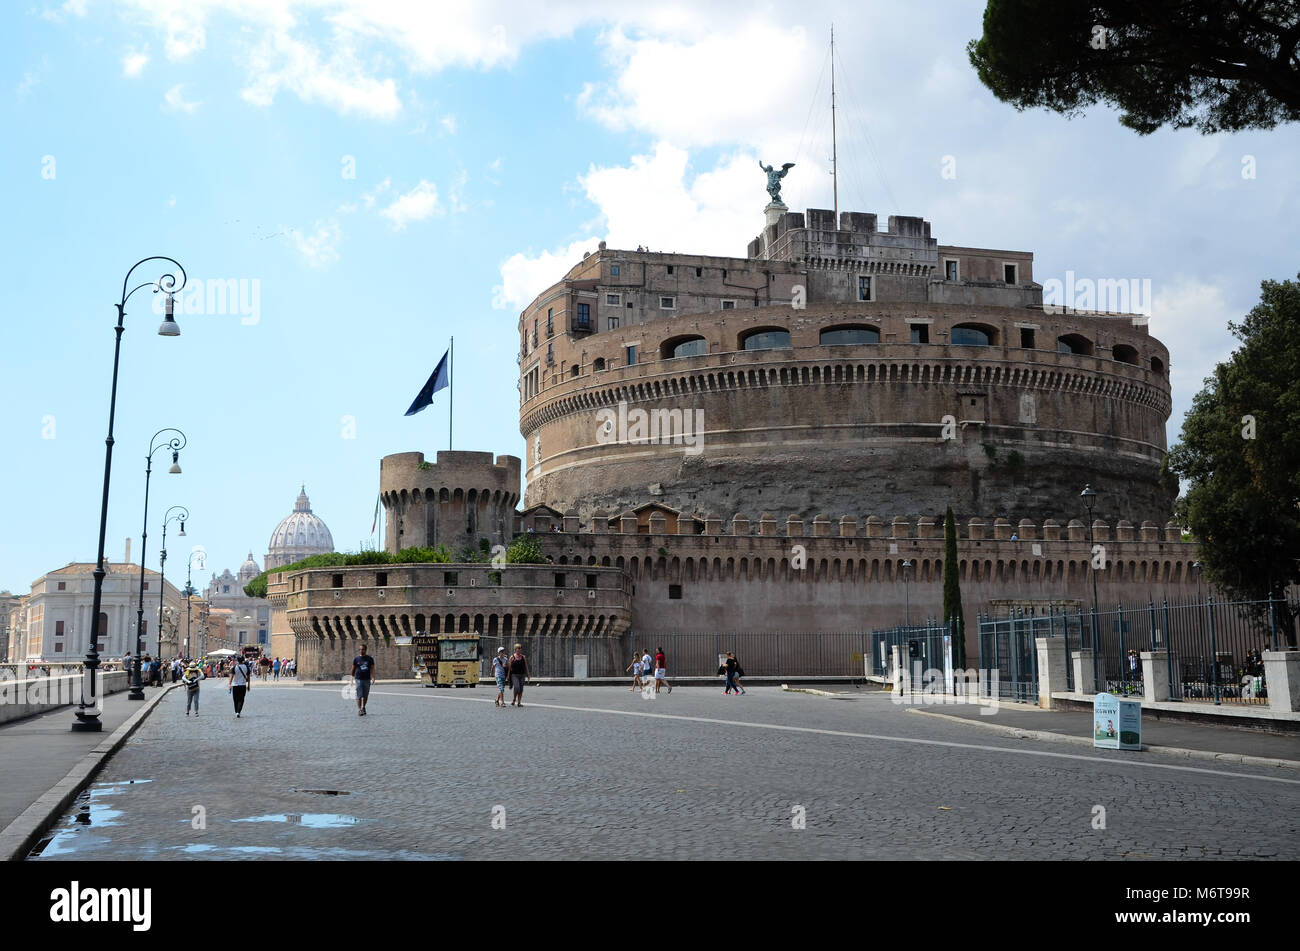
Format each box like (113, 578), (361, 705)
(1094, 692), (1142, 750)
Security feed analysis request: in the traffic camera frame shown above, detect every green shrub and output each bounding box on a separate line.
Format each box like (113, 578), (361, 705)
(505, 535), (546, 564)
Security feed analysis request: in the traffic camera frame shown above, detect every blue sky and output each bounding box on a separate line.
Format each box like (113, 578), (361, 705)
(2, 0), (1297, 595)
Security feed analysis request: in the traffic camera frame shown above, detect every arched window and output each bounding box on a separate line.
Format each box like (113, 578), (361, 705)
(819, 325), (879, 345)
(660, 335), (707, 359)
(569, 364), (581, 377)
(1112, 344), (1139, 365)
(1150, 355), (1164, 374)
(1057, 333), (1094, 356)
(951, 323), (995, 346)
(593, 357), (606, 371)
(740, 327), (791, 350)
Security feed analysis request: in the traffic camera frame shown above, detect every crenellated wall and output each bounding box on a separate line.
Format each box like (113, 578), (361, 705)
(523, 512), (1197, 664)
(381, 451), (521, 554)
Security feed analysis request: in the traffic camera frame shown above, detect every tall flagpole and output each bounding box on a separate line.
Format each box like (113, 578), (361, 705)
(449, 336), (454, 451)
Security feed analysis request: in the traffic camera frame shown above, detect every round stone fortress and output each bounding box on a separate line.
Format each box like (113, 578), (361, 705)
(518, 209), (1173, 526)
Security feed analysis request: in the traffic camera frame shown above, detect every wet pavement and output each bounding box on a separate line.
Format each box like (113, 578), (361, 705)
(27, 683), (1300, 860)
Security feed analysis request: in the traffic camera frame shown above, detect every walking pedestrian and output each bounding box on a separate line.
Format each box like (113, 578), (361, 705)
(273, 657), (281, 680)
(228, 653), (252, 717)
(351, 643), (375, 716)
(508, 643), (529, 707)
(654, 645), (672, 694)
(492, 647), (510, 707)
(181, 662), (205, 716)
(720, 651), (744, 694)
(627, 652), (644, 691)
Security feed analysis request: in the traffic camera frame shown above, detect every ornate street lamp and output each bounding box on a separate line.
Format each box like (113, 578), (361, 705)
(901, 559), (913, 627)
(1081, 484), (1102, 690)
(129, 429), (186, 701)
(157, 505), (188, 668)
(186, 547), (206, 661)
(74, 257), (186, 732)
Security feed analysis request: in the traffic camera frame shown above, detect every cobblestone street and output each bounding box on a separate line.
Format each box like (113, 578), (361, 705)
(30, 684), (1300, 861)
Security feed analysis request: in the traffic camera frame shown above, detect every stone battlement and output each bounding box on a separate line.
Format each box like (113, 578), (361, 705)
(515, 507), (1191, 544)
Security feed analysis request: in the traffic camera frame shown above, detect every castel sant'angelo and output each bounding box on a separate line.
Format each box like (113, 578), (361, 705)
(270, 181), (1200, 681)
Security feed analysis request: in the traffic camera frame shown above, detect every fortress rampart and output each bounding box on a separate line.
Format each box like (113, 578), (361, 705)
(520, 301), (1171, 525)
(380, 451), (521, 553)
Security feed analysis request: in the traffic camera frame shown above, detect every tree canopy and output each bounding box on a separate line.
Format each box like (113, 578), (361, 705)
(968, 1), (1300, 134)
(1167, 275), (1300, 610)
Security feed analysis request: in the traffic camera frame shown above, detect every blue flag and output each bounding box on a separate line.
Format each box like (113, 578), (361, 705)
(404, 349), (450, 416)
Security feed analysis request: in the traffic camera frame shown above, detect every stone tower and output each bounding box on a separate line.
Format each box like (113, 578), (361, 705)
(380, 451), (522, 555)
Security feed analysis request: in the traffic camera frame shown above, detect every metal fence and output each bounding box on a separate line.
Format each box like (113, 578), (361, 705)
(978, 595), (1297, 706)
(479, 632), (874, 680)
(975, 614), (1042, 704)
(869, 620), (951, 679)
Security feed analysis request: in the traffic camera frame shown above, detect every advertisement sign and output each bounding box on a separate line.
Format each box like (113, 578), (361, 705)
(1093, 692), (1142, 750)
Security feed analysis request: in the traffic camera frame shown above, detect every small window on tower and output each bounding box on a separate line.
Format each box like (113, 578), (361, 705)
(858, 276), (873, 301)
(666, 266), (674, 275)
(1004, 263), (1018, 284)
(57, 581), (66, 591)
(668, 584), (682, 600)
(610, 264), (620, 276)
(910, 324), (929, 344)
(586, 574), (597, 589)
(1020, 328), (1035, 349)
(944, 260), (959, 281)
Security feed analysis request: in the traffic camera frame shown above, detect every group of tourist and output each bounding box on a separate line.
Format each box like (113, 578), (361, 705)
(492, 645), (530, 707)
(180, 651), (261, 718)
(626, 646), (674, 694)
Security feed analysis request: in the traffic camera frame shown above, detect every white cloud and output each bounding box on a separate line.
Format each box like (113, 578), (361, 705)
(493, 143), (767, 313)
(361, 177), (391, 210)
(1152, 277), (1239, 436)
(16, 72), (39, 96)
(439, 114), (457, 135)
(41, 0), (88, 22)
(122, 47), (150, 77)
(163, 83), (201, 113)
(291, 219), (342, 268)
(241, 30), (401, 118)
(379, 180), (442, 229)
(494, 237), (598, 313)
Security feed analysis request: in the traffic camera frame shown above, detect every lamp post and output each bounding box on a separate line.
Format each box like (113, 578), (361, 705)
(129, 429), (186, 701)
(73, 258), (186, 731)
(1081, 484), (1101, 690)
(185, 547), (205, 661)
(901, 559), (913, 627)
(157, 505), (188, 668)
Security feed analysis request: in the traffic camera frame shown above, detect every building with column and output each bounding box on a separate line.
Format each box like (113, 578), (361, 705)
(21, 562), (182, 663)
(265, 487), (335, 570)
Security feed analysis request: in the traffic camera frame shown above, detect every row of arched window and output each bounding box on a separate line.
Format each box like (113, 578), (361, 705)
(639, 324), (1163, 373)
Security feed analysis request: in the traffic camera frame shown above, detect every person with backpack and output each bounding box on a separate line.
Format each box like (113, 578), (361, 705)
(228, 654), (253, 718)
(507, 644), (529, 707)
(181, 662), (205, 716)
(719, 652), (744, 695)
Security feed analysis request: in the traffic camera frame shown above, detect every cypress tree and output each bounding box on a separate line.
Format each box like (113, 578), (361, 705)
(943, 506), (966, 665)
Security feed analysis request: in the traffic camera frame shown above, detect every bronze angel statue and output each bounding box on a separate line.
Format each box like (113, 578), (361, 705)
(760, 161), (795, 203)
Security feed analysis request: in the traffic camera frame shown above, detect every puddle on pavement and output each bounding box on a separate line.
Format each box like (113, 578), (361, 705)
(293, 789), (351, 796)
(28, 780), (154, 858)
(233, 813), (360, 828)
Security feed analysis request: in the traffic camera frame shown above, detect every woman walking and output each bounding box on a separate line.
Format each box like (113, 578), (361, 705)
(181, 662), (205, 715)
(508, 644), (529, 707)
(626, 652), (644, 691)
(228, 653), (253, 718)
(492, 646), (510, 707)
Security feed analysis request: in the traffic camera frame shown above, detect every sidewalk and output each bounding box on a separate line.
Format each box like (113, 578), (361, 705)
(897, 696), (1300, 767)
(0, 685), (173, 848)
